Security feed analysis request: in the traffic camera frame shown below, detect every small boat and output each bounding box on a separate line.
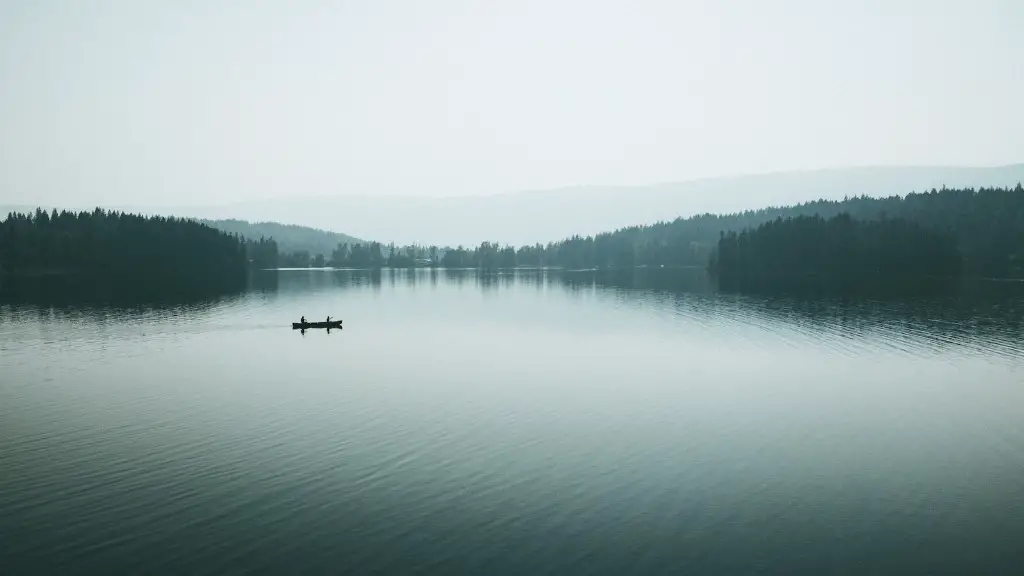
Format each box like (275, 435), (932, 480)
(292, 320), (343, 329)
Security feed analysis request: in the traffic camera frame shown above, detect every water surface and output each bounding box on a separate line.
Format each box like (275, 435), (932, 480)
(2, 269), (1023, 575)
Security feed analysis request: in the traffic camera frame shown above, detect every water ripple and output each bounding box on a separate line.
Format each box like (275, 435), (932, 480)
(2, 270), (1024, 574)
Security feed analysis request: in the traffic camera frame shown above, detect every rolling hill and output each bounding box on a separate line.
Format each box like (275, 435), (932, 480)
(199, 219), (362, 257)
(187, 164), (1024, 247)
(6, 164), (1022, 249)
(0, 207), (363, 259)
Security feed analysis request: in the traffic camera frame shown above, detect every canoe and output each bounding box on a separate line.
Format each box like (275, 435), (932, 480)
(292, 320), (343, 329)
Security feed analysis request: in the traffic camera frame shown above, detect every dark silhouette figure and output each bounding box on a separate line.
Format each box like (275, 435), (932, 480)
(326, 315), (331, 323)
(301, 316), (306, 324)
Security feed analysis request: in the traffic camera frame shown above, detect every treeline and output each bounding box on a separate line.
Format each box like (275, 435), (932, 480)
(280, 242), (437, 268)
(526, 185), (1024, 274)
(258, 185), (1024, 282)
(456, 185), (1024, 278)
(0, 208), (279, 286)
(711, 214), (963, 292)
(278, 242), (389, 268)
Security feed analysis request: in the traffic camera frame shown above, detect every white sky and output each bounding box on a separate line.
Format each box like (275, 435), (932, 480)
(1, 0), (1021, 207)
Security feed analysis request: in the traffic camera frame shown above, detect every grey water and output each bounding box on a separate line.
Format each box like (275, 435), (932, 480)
(2, 268), (1024, 575)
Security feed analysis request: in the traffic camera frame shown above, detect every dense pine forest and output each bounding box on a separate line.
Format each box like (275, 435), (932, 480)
(0, 208), (279, 285)
(7, 186), (1024, 289)
(303, 186), (1024, 281)
(516, 185), (1024, 275)
(710, 214), (964, 292)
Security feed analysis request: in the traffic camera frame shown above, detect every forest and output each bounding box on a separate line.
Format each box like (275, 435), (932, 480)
(710, 214), (963, 292)
(286, 185), (1023, 281)
(6, 186), (1023, 288)
(0, 208), (279, 286)
(513, 185), (1024, 276)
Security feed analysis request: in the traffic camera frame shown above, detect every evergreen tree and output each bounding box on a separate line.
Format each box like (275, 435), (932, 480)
(0, 208), (274, 289)
(711, 213), (963, 292)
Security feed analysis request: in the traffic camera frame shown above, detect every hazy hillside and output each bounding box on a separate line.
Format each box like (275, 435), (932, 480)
(0, 207), (363, 259)
(6, 165), (1022, 248)
(179, 165), (1024, 246)
(200, 219), (361, 257)
(524, 184), (1024, 277)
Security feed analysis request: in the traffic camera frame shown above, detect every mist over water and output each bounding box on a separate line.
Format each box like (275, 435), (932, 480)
(2, 269), (1023, 575)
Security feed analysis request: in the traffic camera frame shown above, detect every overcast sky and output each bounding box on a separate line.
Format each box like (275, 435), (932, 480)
(1, 0), (1021, 207)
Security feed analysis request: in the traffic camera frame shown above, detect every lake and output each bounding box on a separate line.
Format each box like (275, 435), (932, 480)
(2, 268), (1024, 575)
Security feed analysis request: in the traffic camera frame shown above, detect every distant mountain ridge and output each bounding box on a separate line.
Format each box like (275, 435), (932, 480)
(5, 164), (1023, 247)
(190, 164), (1024, 246)
(198, 219), (362, 257)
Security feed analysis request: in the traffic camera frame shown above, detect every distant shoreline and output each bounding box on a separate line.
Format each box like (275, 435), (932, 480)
(6, 264), (1024, 285)
(264, 265), (1024, 282)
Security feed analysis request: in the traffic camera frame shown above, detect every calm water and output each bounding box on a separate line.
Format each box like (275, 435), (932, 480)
(2, 269), (1024, 575)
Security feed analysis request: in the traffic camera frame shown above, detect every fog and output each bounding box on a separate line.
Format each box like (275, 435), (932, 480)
(2, 0), (1022, 219)
(4, 165), (1022, 246)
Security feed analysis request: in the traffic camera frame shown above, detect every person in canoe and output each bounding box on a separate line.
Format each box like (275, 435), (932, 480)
(326, 315), (331, 323)
(300, 316), (306, 324)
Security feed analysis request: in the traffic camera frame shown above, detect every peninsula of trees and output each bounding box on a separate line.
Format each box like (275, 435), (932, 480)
(0, 208), (279, 286)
